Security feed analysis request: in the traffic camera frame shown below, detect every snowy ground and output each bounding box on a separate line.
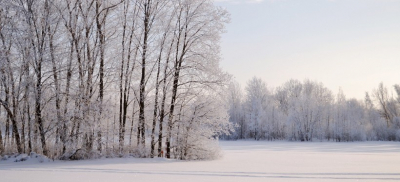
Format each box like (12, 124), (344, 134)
(1, 141), (400, 182)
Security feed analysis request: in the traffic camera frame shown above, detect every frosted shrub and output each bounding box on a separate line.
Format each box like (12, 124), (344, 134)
(14, 154), (29, 162)
(179, 139), (221, 160)
(130, 145), (150, 158)
(171, 94), (232, 160)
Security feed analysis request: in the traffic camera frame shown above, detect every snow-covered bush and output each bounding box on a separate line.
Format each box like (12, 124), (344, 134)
(171, 94), (232, 160)
(130, 145), (150, 158)
(14, 154), (29, 162)
(1, 155), (9, 161)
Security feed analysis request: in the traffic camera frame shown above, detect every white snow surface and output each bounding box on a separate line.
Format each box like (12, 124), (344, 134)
(1, 141), (400, 182)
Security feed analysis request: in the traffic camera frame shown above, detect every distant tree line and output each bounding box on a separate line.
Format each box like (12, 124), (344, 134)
(224, 78), (400, 142)
(0, 0), (232, 160)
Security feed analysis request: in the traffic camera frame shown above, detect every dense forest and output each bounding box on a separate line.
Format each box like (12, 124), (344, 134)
(224, 78), (400, 142)
(0, 0), (232, 160)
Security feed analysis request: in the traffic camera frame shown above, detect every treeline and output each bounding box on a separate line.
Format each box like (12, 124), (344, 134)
(224, 78), (400, 142)
(0, 0), (232, 160)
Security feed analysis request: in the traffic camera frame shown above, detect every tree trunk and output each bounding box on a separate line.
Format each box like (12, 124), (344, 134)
(150, 54), (161, 158)
(166, 35), (187, 158)
(151, 29), (170, 157)
(166, 69), (180, 158)
(0, 99), (22, 153)
(165, 6), (190, 157)
(50, 24), (61, 156)
(129, 101), (136, 147)
(157, 37), (174, 157)
(96, 0), (109, 154)
(61, 40), (73, 155)
(35, 63), (47, 156)
(0, 123), (3, 154)
(138, 0), (151, 147)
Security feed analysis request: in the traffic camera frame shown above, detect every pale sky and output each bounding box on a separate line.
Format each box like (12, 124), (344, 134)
(215, 0), (400, 99)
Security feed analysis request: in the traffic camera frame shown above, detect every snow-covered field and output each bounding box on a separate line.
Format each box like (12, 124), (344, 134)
(1, 141), (400, 182)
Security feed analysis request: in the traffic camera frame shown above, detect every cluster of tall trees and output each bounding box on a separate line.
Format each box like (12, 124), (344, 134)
(0, 0), (232, 160)
(225, 78), (400, 142)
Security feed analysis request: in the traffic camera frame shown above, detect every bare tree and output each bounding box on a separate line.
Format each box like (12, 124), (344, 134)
(165, 0), (229, 158)
(374, 83), (392, 127)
